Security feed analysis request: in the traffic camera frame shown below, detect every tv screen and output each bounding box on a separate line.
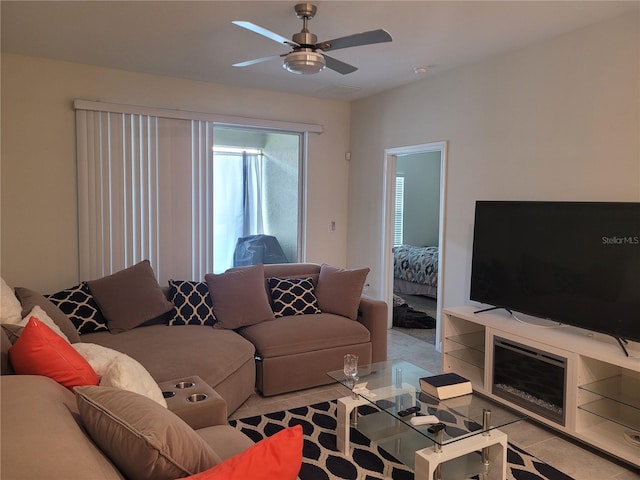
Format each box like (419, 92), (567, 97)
(470, 201), (640, 343)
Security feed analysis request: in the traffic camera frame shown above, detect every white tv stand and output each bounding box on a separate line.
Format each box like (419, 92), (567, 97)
(442, 306), (640, 468)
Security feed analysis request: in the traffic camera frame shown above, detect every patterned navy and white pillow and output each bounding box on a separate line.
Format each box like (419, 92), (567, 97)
(168, 280), (216, 326)
(45, 282), (109, 334)
(268, 277), (321, 318)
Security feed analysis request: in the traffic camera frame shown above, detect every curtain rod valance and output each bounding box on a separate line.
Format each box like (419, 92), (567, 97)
(73, 99), (323, 134)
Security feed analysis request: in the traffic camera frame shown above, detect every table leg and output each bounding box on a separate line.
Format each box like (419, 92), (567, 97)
(336, 395), (367, 454)
(351, 405), (358, 426)
(336, 398), (350, 454)
(482, 409), (492, 468)
(414, 429), (508, 480)
(335, 383), (420, 456)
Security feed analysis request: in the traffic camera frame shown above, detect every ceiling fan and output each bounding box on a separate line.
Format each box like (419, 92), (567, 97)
(232, 3), (392, 75)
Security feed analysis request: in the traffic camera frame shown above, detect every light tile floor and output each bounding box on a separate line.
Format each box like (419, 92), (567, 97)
(230, 328), (640, 479)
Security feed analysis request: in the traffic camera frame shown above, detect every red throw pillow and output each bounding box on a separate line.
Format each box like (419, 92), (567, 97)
(9, 317), (99, 389)
(185, 425), (303, 480)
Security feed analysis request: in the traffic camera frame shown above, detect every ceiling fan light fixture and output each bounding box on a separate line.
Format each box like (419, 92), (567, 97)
(283, 50), (325, 74)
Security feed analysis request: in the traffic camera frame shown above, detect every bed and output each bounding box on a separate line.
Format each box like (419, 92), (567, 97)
(392, 244), (439, 298)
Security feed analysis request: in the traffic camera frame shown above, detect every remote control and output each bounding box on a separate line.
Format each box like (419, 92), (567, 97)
(427, 423), (446, 434)
(409, 415), (440, 426)
(397, 405), (421, 417)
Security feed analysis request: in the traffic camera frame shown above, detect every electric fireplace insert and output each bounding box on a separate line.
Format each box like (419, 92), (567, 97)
(492, 337), (567, 425)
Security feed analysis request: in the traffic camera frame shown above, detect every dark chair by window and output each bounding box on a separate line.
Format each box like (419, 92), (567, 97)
(233, 235), (289, 267)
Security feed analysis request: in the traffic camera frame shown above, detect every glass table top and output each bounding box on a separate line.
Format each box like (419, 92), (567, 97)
(327, 359), (527, 447)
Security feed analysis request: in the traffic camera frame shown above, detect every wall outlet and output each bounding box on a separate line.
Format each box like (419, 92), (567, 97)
(329, 221), (336, 232)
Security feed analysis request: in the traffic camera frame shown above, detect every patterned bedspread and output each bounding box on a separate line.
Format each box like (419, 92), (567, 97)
(392, 245), (438, 287)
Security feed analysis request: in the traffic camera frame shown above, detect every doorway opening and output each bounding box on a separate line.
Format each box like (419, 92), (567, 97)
(381, 142), (447, 351)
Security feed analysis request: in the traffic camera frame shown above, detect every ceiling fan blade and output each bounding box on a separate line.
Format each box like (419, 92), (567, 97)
(233, 55), (283, 68)
(316, 29), (392, 52)
(232, 21), (297, 47)
(324, 55), (358, 75)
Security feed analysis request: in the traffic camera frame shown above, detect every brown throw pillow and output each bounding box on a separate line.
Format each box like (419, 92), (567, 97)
(87, 260), (174, 333)
(1, 327), (14, 375)
(75, 386), (220, 480)
(14, 287), (81, 343)
(205, 264), (275, 329)
(315, 264), (370, 320)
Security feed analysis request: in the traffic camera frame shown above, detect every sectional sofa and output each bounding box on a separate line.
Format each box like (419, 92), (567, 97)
(1, 261), (387, 478)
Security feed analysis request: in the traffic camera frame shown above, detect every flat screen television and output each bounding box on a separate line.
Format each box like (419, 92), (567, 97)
(470, 201), (640, 345)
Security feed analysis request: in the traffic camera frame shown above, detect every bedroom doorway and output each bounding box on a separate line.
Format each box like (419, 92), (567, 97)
(381, 141), (447, 351)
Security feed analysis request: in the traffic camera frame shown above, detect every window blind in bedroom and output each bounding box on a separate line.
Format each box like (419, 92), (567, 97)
(394, 176), (405, 246)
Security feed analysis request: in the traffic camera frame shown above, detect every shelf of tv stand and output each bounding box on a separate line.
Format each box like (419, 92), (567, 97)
(448, 331), (485, 351)
(579, 375), (640, 412)
(576, 371), (640, 460)
(442, 306), (640, 469)
(445, 348), (485, 371)
(445, 332), (485, 369)
(443, 315), (486, 385)
(579, 397), (640, 431)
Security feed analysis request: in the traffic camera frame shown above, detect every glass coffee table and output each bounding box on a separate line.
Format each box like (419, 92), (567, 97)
(327, 360), (526, 480)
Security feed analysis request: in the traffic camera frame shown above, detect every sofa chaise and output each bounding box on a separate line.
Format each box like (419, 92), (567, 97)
(1, 374), (258, 479)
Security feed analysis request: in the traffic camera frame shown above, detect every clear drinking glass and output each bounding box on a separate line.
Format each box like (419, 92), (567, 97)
(343, 353), (359, 385)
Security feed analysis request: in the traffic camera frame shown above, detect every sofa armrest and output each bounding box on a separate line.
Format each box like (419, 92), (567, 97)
(158, 376), (228, 429)
(357, 295), (388, 363)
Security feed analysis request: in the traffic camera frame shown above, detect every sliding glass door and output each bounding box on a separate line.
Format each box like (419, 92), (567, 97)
(212, 125), (303, 272)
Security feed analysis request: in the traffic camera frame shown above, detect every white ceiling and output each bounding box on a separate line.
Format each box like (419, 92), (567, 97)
(2, 1), (637, 101)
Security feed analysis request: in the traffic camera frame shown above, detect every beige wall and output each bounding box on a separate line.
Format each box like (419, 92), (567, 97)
(348, 13), (640, 308)
(1, 54), (351, 292)
(397, 152), (441, 247)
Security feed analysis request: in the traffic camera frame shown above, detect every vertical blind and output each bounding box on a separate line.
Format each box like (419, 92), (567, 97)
(76, 110), (161, 279)
(74, 100), (321, 283)
(189, 120), (215, 280)
(394, 176), (405, 246)
(76, 110), (214, 282)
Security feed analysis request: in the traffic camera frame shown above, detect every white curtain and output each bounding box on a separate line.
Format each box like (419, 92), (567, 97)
(213, 151), (264, 272)
(242, 152), (264, 237)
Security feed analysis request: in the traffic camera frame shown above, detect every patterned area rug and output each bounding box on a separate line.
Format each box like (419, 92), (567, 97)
(229, 400), (574, 480)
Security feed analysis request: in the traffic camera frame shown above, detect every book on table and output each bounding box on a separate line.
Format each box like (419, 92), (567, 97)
(418, 391), (472, 410)
(419, 372), (472, 400)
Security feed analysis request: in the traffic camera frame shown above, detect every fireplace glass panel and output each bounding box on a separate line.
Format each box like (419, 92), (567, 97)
(492, 337), (566, 425)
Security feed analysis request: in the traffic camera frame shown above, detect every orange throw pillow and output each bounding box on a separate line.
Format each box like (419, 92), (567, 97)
(185, 425), (303, 480)
(9, 317), (99, 389)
